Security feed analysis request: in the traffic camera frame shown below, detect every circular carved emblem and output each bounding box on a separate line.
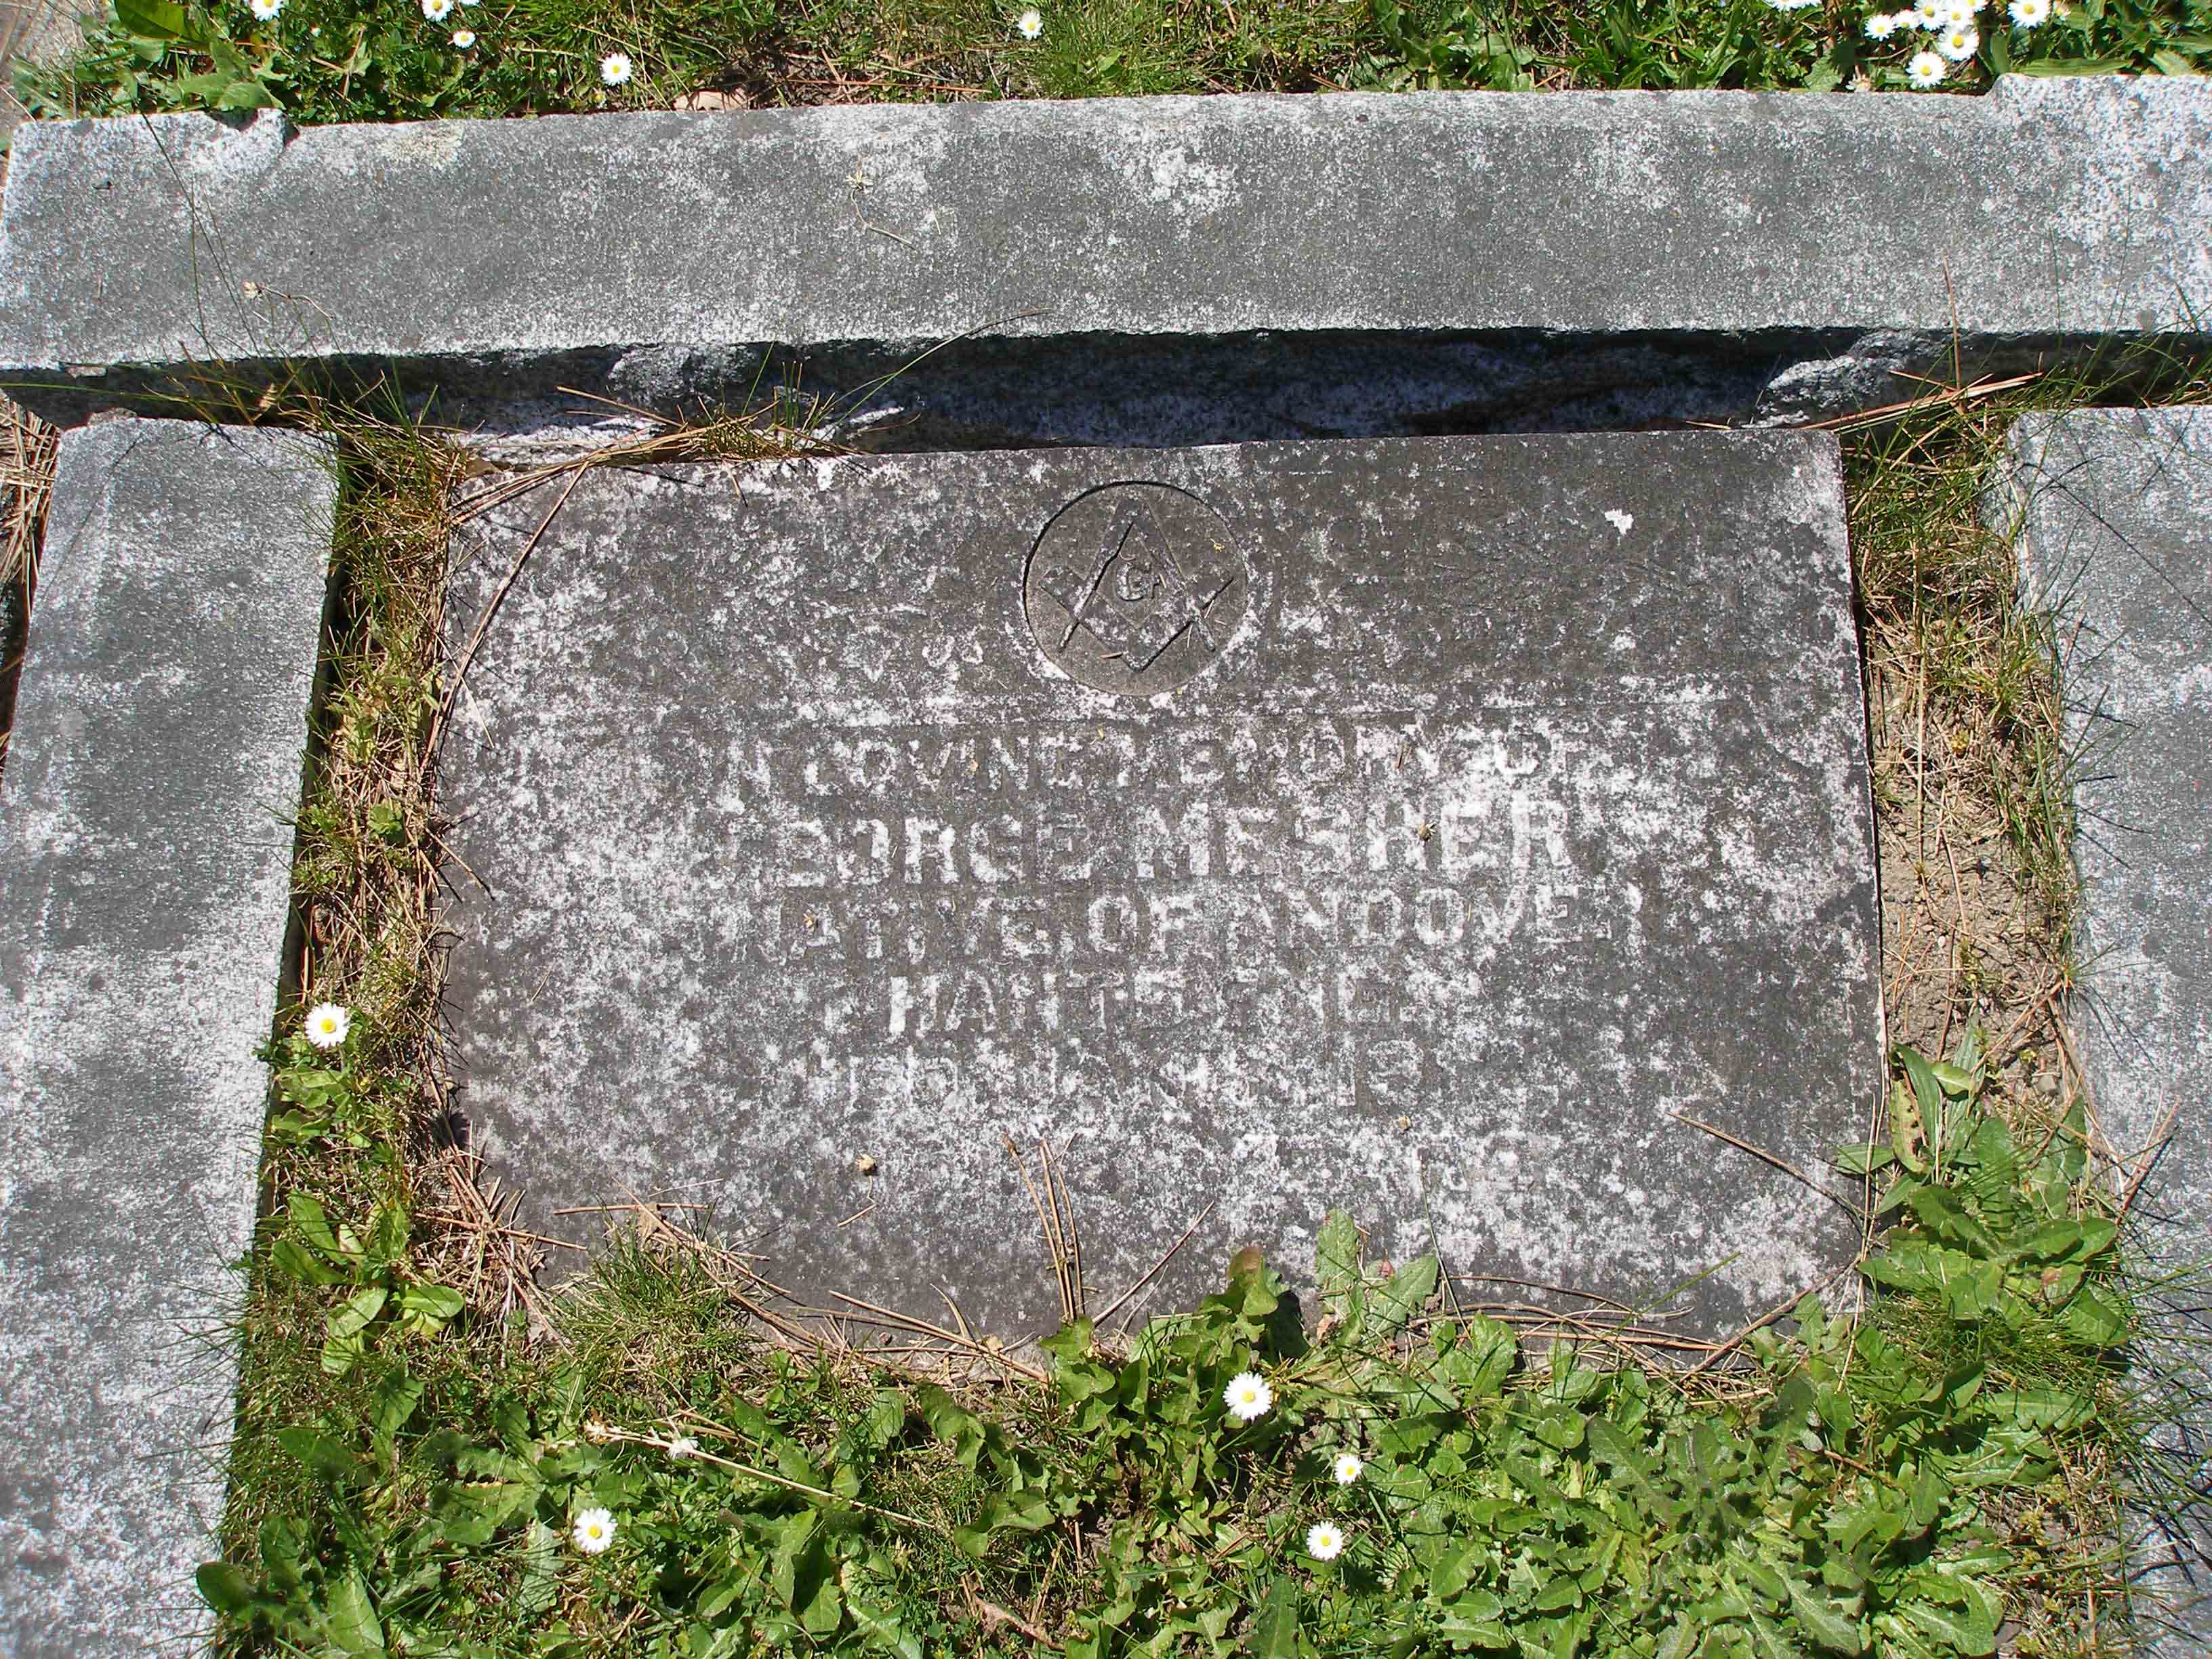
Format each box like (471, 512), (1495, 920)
(1023, 483), (1248, 697)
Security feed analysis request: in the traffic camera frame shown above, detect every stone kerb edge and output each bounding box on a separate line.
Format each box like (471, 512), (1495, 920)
(0, 418), (335, 1658)
(0, 76), (2207, 443)
(2000, 406), (2212, 1653)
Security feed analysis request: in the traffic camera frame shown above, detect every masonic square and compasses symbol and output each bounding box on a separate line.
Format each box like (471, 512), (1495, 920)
(1023, 482), (1250, 697)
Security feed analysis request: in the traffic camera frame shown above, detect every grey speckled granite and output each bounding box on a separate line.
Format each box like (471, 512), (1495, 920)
(1, 78), (2209, 441)
(0, 419), (331, 1659)
(439, 430), (1883, 1338)
(2007, 407), (2212, 1653)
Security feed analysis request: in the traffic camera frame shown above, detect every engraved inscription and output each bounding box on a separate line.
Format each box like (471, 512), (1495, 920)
(1024, 483), (1248, 696)
(440, 441), (1878, 1338)
(690, 711), (1597, 1120)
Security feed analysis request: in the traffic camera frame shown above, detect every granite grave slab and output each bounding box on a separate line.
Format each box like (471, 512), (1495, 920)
(441, 430), (1883, 1337)
(0, 418), (332, 1658)
(1, 77), (2208, 441)
(2007, 407), (2212, 1650)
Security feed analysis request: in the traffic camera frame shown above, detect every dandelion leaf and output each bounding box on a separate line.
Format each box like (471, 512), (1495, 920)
(1888, 1078), (1927, 1175)
(1315, 1208), (1363, 1317)
(1787, 1579), (1866, 1655)
(1896, 1596), (1996, 1657)
(1227, 1244), (1267, 1291)
(1244, 1576), (1304, 1659)
(1370, 1253), (1439, 1334)
(194, 1561), (257, 1614)
(114, 0), (192, 39)
(325, 1568), (386, 1656)
(1431, 1314), (1516, 1399)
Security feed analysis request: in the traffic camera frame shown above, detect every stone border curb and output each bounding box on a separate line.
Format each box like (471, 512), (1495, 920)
(1, 77), (2207, 442)
(0, 417), (332, 1658)
(2005, 405), (2212, 1654)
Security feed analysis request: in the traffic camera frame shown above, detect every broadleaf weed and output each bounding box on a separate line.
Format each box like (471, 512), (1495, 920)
(207, 1048), (2158, 1655)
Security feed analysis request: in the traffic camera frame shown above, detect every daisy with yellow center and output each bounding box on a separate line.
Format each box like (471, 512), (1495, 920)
(304, 1003), (350, 1050)
(1223, 1372), (1273, 1422)
(572, 1508), (616, 1554)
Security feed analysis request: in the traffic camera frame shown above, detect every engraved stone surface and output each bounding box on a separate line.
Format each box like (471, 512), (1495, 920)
(441, 432), (1881, 1336)
(2007, 408), (2212, 1649)
(2, 78), (2209, 438)
(0, 419), (331, 1657)
(1024, 483), (1248, 696)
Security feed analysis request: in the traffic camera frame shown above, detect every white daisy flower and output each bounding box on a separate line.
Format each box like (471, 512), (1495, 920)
(1017, 8), (1043, 36)
(1331, 1451), (1363, 1486)
(451, 28), (474, 46)
(304, 1003), (350, 1050)
(248, 0), (283, 20)
(1912, 0), (1943, 25)
(1942, 0), (1974, 21)
(1305, 1521), (1345, 1561)
(2008, 0), (2047, 22)
(420, 0), (453, 19)
(668, 1435), (700, 1460)
(599, 51), (633, 85)
(1765, 0), (1820, 9)
(1891, 7), (1923, 26)
(1864, 11), (1898, 37)
(1938, 22), (1978, 56)
(1224, 1372), (1273, 1422)
(1907, 47), (1948, 81)
(571, 1507), (616, 1554)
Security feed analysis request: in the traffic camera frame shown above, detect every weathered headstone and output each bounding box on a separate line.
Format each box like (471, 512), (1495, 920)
(0, 419), (332, 1658)
(2007, 407), (2212, 1650)
(441, 431), (1881, 1336)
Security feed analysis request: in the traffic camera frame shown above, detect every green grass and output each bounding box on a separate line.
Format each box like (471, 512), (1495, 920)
(210, 1040), (2157, 1658)
(1841, 347), (2212, 1063)
(18, 0), (2212, 125)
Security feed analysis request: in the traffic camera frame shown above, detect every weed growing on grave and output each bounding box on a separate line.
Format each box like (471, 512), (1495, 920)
(202, 1036), (2158, 1658)
(1840, 343), (2212, 1060)
(13, 0), (1370, 120)
(1847, 382), (2084, 1065)
(218, 413), (470, 1559)
(19, 0), (2211, 124)
(1828, 0), (2212, 89)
